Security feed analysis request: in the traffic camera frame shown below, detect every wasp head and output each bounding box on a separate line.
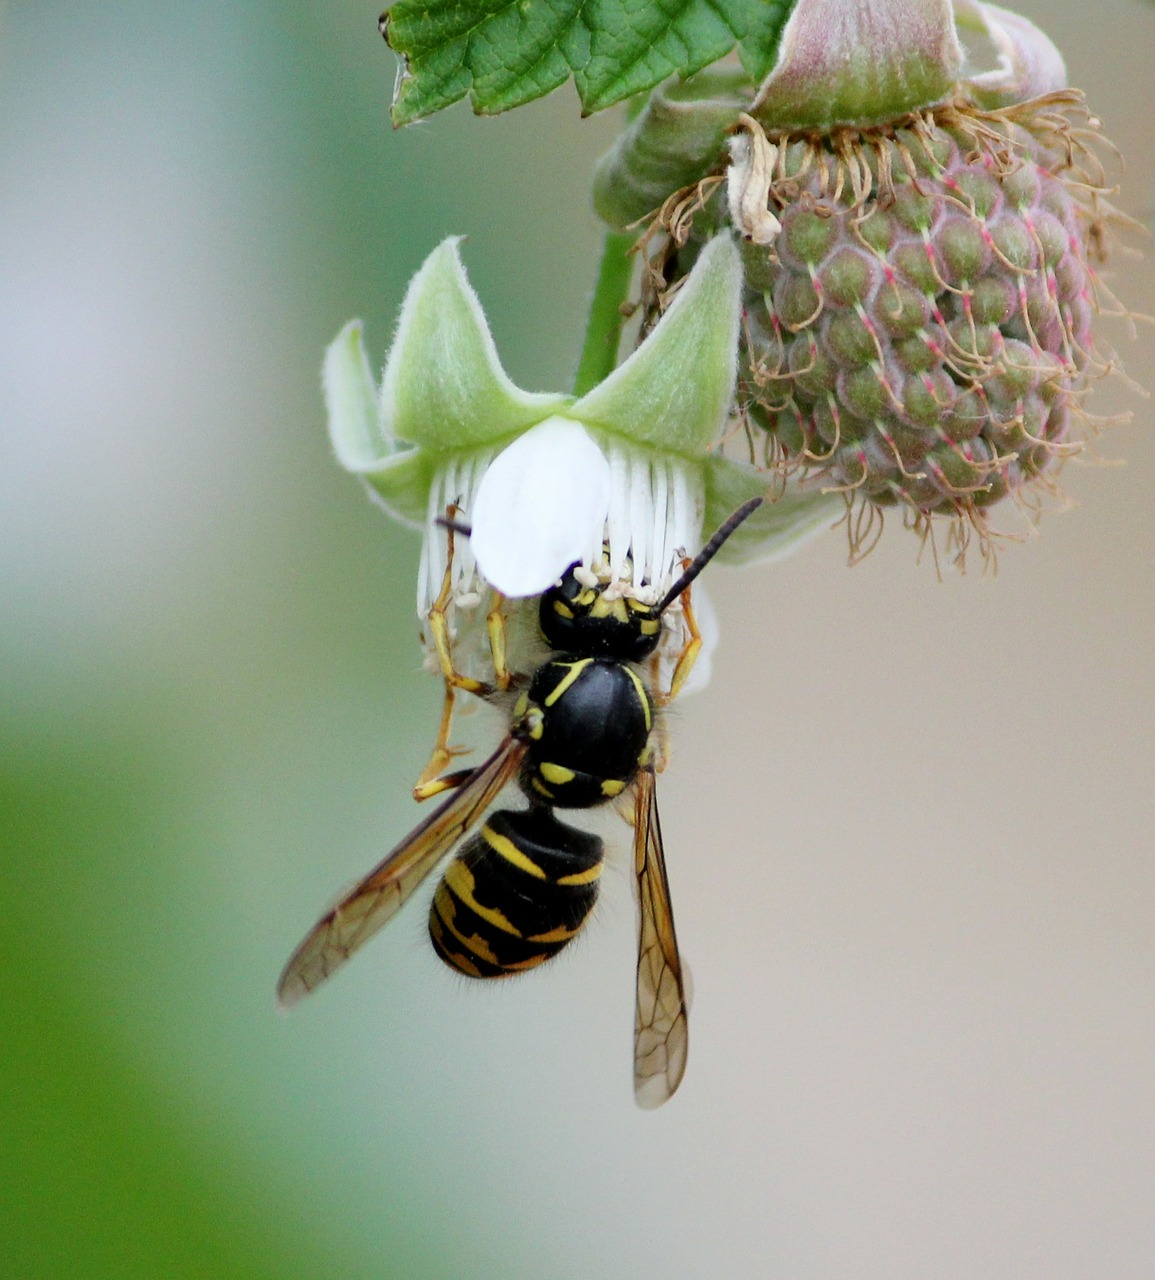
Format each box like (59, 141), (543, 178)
(538, 569), (664, 662)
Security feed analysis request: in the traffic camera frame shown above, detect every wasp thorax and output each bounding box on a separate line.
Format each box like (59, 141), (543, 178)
(518, 656), (653, 808)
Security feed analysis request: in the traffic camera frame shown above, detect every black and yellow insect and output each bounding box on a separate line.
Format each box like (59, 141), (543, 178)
(277, 498), (762, 1108)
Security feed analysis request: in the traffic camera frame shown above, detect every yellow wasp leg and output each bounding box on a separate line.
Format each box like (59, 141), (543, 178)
(486, 592), (511, 692)
(662, 580), (702, 706)
(415, 606), (507, 797)
(427, 576), (491, 699)
(413, 684), (475, 799)
(413, 517), (495, 801)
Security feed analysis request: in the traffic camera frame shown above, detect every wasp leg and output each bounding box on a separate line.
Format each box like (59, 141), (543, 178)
(643, 577), (701, 779)
(413, 685), (477, 799)
(662, 577), (703, 706)
(417, 762), (477, 798)
(414, 522), (496, 801)
(486, 592), (512, 692)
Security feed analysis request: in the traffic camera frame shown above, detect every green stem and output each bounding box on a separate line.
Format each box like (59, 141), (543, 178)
(572, 230), (636, 396)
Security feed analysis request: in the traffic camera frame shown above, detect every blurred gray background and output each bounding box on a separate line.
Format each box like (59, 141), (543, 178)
(2, 1), (1153, 1277)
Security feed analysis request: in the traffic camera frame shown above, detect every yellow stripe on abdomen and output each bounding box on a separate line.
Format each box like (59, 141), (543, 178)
(483, 824), (547, 879)
(442, 860), (522, 936)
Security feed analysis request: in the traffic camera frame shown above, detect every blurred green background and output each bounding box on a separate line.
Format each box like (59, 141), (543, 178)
(2, 2), (1154, 1277)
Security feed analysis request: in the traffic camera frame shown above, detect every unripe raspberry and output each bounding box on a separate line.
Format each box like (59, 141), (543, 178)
(717, 96), (1116, 557)
(593, 0), (1130, 565)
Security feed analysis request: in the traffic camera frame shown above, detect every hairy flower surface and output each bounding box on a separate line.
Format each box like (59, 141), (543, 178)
(734, 95), (1112, 559)
(323, 234), (838, 686)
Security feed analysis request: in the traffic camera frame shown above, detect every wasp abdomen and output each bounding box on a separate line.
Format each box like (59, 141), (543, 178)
(519, 656), (652, 808)
(429, 807), (604, 979)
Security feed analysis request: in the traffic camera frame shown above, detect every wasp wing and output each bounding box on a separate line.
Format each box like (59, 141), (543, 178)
(277, 738), (527, 1009)
(632, 764), (689, 1108)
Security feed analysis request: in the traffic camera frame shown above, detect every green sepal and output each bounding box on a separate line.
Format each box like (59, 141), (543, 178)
(954, 0), (1067, 108)
(592, 67), (753, 230)
(572, 235), (740, 456)
(359, 447), (438, 529)
(323, 320), (391, 471)
(381, 238), (568, 453)
(703, 455), (841, 565)
(751, 0), (962, 130)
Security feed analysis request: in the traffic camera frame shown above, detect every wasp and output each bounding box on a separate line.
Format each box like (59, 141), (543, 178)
(277, 498), (763, 1107)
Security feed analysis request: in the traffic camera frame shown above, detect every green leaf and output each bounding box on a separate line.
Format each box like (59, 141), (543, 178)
(736, 0), (790, 82)
(383, 0), (795, 125)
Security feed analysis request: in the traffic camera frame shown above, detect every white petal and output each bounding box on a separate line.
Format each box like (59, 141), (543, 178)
(417, 447), (494, 617)
(607, 448), (632, 583)
(469, 418), (611, 598)
(649, 460), (670, 592)
(669, 463), (704, 571)
(628, 452), (653, 590)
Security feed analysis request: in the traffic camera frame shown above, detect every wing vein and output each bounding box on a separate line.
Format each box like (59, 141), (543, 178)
(632, 766), (689, 1109)
(277, 739), (526, 1008)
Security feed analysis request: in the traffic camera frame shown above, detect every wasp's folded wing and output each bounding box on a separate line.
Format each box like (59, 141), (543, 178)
(277, 739), (527, 1008)
(632, 766), (689, 1108)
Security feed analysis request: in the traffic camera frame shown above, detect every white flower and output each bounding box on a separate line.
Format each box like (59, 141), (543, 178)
(323, 233), (839, 685)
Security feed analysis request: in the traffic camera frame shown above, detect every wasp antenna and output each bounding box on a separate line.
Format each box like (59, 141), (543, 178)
(436, 515), (474, 538)
(658, 497), (764, 611)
